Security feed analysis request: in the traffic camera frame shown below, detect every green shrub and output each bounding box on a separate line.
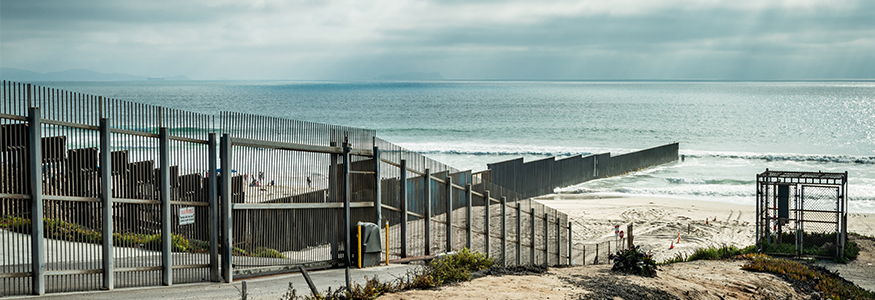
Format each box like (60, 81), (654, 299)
(610, 246), (657, 277)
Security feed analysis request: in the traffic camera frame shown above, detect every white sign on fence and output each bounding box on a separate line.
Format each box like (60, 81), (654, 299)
(179, 207), (195, 225)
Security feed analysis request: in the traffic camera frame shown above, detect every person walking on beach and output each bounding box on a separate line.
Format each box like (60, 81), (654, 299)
(307, 177), (312, 188)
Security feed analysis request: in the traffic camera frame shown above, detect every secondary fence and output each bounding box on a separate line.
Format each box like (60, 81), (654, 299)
(1, 81), (591, 296)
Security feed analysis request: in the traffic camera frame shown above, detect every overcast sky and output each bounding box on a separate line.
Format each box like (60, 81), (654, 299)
(2, 0), (874, 80)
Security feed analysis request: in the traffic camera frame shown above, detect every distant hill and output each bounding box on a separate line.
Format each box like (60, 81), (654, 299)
(0, 67), (190, 81)
(376, 72), (445, 80)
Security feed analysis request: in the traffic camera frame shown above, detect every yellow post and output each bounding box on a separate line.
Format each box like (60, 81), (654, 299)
(357, 222), (362, 269)
(385, 220), (389, 266)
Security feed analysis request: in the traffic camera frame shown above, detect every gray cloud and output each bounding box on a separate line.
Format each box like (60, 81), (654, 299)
(2, 0), (874, 80)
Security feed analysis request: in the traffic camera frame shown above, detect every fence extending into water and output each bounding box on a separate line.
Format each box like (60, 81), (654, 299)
(0, 81), (676, 296)
(486, 143), (679, 199)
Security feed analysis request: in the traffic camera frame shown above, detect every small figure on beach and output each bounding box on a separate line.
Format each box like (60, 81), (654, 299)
(307, 176), (312, 188)
(259, 171), (264, 181)
(271, 180), (275, 186)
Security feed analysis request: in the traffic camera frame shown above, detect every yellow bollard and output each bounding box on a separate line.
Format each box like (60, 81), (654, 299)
(385, 220), (390, 266)
(357, 221), (362, 269)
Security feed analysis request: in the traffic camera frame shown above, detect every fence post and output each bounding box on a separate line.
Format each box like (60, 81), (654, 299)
(465, 184), (472, 250)
(159, 127), (172, 286)
(501, 196), (507, 266)
(543, 213), (549, 265)
(556, 214), (561, 264)
(424, 168), (431, 256)
(220, 134), (232, 283)
(28, 106), (45, 295)
(330, 142), (338, 263)
(399, 159), (408, 258)
(484, 190), (490, 258)
(627, 223), (634, 250)
(208, 133), (219, 282)
(516, 202), (521, 266)
(373, 146), (381, 224)
(100, 117), (114, 290)
(530, 208), (535, 265)
(343, 142), (352, 266)
(446, 176), (453, 252)
(568, 222), (573, 266)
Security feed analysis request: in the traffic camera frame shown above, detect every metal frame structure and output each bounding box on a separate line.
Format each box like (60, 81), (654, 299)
(756, 169), (848, 258)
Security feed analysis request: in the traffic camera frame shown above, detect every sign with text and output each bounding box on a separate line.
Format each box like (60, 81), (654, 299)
(179, 207), (195, 225)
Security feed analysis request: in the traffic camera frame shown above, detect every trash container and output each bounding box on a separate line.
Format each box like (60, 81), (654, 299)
(353, 222), (382, 268)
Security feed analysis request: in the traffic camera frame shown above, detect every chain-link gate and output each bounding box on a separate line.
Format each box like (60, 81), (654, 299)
(756, 170), (848, 259)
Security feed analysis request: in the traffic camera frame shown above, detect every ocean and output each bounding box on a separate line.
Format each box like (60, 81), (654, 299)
(36, 80), (875, 213)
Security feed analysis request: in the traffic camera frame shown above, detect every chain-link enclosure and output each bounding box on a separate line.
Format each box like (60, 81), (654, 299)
(756, 170), (848, 259)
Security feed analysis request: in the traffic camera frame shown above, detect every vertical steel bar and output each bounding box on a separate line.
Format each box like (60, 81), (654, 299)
(343, 141), (351, 289)
(530, 208), (535, 264)
(484, 190), (490, 258)
(516, 202), (521, 266)
(208, 133), (219, 282)
(556, 214), (561, 264)
(159, 127), (172, 285)
(544, 213), (549, 265)
(330, 142), (338, 263)
(446, 176), (453, 252)
(29, 106), (45, 295)
(568, 222), (573, 265)
(398, 159), (408, 258)
(399, 160), (407, 258)
(220, 134), (232, 283)
(465, 184), (472, 250)
(100, 117), (114, 290)
(373, 146), (381, 224)
(424, 168), (431, 256)
(500, 196), (506, 266)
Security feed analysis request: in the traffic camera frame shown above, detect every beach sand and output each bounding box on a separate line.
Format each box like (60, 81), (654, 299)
(378, 195), (875, 299)
(536, 194), (875, 263)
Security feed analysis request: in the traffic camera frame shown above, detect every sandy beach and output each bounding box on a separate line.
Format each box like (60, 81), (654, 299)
(536, 194), (875, 263)
(379, 195), (875, 299)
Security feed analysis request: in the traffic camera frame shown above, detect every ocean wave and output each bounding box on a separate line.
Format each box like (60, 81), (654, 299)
(684, 151), (875, 165)
(665, 178), (755, 185)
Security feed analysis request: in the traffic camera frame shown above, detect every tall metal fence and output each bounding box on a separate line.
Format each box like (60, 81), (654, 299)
(487, 144), (679, 199)
(1, 81), (586, 296)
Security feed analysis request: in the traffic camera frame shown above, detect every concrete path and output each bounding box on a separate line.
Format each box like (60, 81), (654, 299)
(7, 264), (421, 300)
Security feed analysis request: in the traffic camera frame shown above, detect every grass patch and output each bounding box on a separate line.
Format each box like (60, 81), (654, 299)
(0, 216), (282, 258)
(282, 248), (495, 300)
(660, 245), (756, 265)
(742, 256), (874, 299)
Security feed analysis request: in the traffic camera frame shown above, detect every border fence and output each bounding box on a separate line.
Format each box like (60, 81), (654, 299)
(1, 81), (677, 296)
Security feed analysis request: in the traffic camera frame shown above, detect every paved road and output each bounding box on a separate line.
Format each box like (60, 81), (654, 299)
(8, 264), (420, 300)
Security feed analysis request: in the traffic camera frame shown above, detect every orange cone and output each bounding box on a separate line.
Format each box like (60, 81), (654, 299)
(677, 234), (681, 244)
(670, 241), (674, 249)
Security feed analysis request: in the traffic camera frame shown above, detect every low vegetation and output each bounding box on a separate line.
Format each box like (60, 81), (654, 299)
(0, 216), (284, 258)
(661, 245), (757, 264)
(609, 246), (658, 277)
(742, 255), (874, 299)
(282, 248), (495, 300)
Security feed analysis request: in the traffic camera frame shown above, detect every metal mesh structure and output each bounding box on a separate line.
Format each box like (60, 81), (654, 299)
(756, 170), (848, 258)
